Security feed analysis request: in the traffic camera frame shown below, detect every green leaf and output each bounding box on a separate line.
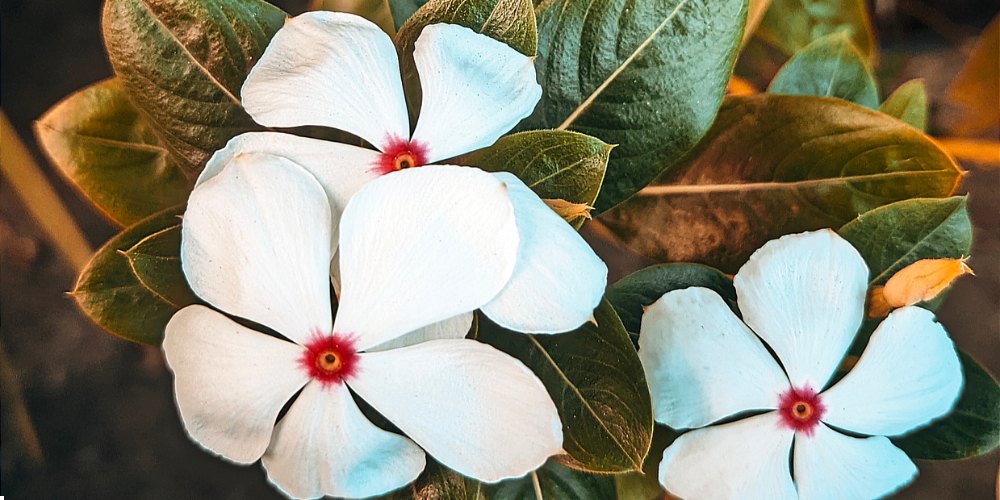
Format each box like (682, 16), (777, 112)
(606, 264), (735, 335)
(880, 79), (929, 131)
(601, 94), (962, 273)
(894, 352), (1000, 460)
(462, 130), (611, 226)
(485, 459), (615, 499)
(525, 0), (747, 212)
(378, 460), (484, 499)
(476, 301), (653, 473)
(102, 0), (286, 171)
(388, 0), (429, 31)
(72, 205), (195, 344)
(768, 32), (878, 108)
(34, 79), (192, 227)
(123, 224), (199, 308)
(755, 0), (876, 63)
(613, 426), (677, 500)
(839, 197), (971, 286)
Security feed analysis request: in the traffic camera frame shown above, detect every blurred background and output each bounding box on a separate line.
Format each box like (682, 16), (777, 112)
(2, 0), (998, 497)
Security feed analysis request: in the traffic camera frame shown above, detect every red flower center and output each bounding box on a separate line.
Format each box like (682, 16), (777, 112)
(374, 137), (428, 175)
(778, 385), (825, 436)
(299, 333), (359, 386)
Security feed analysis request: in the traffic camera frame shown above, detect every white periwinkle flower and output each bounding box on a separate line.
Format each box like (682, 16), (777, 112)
(637, 230), (964, 499)
(200, 11), (605, 334)
(164, 156), (567, 499)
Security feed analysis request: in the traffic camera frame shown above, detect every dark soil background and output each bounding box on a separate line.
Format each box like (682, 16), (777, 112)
(2, 0), (998, 498)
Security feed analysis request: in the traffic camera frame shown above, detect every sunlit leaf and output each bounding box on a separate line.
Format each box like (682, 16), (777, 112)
(524, 0), (747, 212)
(880, 79), (928, 131)
(768, 32), (878, 108)
(894, 353), (1000, 460)
(476, 301), (653, 473)
(601, 94), (962, 273)
(485, 459), (615, 499)
(606, 263), (735, 335)
(72, 205), (195, 344)
(102, 0), (286, 171)
(463, 130), (611, 227)
(34, 78), (192, 226)
(839, 197), (971, 287)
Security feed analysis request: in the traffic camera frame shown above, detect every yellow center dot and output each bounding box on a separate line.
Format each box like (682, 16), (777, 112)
(394, 153), (417, 170)
(793, 402), (813, 420)
(318, 351), (342, 372)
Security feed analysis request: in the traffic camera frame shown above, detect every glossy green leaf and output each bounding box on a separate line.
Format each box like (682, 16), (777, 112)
(462, 130), (611, 226)
(379, 460), (484, 500)
(894, 352), (1000, 460)
(839, 197), (971, 286)
(601, 94), (962, 273)
(476, 301), (653, 473)
(388, 0), (429, 31)
(102, 0), (286, 171)
(34, 79), (192, 226)
(755, 0), (875, 63)
(880, 79), (929, 131)
(485, 459), (615, 500)
(613, 426), (677, 500)
(123, 224), (198, 309)
(606, 264), (735, 335)
(525, 0), (747, 212)
(72, 205), (195, 344)
(768, 32), (878, 108)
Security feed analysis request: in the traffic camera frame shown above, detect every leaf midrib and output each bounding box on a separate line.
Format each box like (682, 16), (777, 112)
(636, 170), (955, 196)
(527, 336), (643, 471)
(555, 0), (691, 130)
(135, 0), (243, 108)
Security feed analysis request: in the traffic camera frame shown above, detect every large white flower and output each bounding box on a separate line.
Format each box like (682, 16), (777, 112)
(199, 11), (606, 335)
(164, 155), (564, 499)
(637, 230), (964, 499)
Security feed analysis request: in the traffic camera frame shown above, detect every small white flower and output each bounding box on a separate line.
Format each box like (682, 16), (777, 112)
(165, 156), (565, 499)
(200, 11), (606, 335)
(637, 230), (964, 499)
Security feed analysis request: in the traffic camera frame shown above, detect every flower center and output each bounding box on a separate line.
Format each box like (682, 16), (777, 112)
(299, 333), (359, 386)
(374, 137), (428, 175)
(778, 385), (825, 436)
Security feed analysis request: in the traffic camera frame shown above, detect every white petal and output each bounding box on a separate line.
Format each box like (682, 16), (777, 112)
(480, 172), (607, 333)
(820, 306), (963, 436)
(659, 413), (797, 500)
(182, 154), (333, 343)
(162, 305), (308, 464)
(734, 230), (869, 389)
(263, 382), (425, 499)
(638, 287), (790, 429)
(794, 423), (917, 500)
(334, 165), (519, 351)
(242, 12), (409, 149)
(349, 339), (562, 482)
(365, 312), (473, 352)
(410, 24), (541, 163)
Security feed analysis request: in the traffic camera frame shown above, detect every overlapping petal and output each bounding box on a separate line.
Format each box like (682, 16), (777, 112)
(163, 305), (309, 464)
(410, 24), (542, 163)
(242, 12), (409, 149)
(734, 230), (869, 390)
(333, 166), (519, 351)
(821, 306), (963, 436)
(480, 173), (606, 333)
(639, 287), (790, 429)
(365, 312), (473, 352)
(182, 154), (333, 343)
(262, 383), (426, 499)
(659, 413), (797, 500)
(793, 424), (917, 499)
(348, 339), (563, 482)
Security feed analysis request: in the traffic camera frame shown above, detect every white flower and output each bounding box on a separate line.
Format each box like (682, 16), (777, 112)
(199, 11), (606, 335)
(164, 156), (565, 499)
(637, 230), (964, 499)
